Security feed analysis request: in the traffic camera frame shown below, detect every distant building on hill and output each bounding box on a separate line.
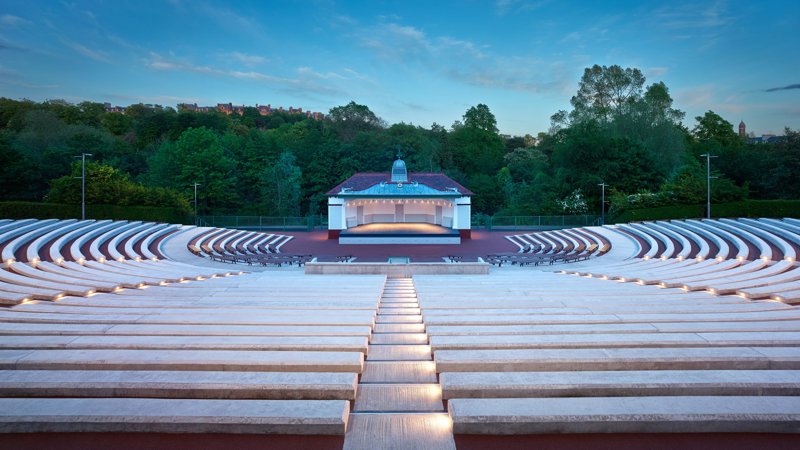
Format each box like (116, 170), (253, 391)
(739, 120), (746, 138)
(748, 134), (784, 144)
(176, 102), (325, 119)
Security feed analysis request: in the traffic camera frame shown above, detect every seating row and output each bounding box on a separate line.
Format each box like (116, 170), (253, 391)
(494, 227), (611, 266)
(412, 267), (800, 438)
(560, 218), (800, 304)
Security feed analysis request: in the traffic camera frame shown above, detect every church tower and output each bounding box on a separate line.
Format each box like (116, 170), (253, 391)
(739, 120), (746, 138)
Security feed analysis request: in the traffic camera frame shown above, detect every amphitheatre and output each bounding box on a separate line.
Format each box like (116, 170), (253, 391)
(0, 215), (799, 449)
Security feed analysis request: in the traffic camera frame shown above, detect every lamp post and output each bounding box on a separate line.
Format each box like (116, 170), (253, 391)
(74, 153), (92, 220)
(700, 153), (717, 219)
(193, 183), (201, 225)
(598, 183), (608, 225)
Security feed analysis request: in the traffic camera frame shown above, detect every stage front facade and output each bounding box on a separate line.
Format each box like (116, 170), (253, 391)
(326, 158), (473, 244)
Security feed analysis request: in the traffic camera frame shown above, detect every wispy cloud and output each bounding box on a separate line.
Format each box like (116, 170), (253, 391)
(359, 21), (570, 94)
(174, 1), (268, 41)
(228, 51), (267, 67)
(105, 93), (206, 105)
(62, 39), (110, 62)
(1, 14), (31, 27)
(764, 83), (800, 93)
(0, 65), (57, 89)
(652, 2), (734, 29)
(645, 67), (669, 78)
(147, 53), (344, 97)
(495, 0), (551, 16)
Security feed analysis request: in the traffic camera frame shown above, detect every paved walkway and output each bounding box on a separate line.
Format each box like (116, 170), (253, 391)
(282, 230), (517, 262)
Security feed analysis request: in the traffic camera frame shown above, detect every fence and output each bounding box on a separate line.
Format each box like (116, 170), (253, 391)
(198, 215), (327, 231)
(196, 214), (600, 231)
(476, 215), (601, 230)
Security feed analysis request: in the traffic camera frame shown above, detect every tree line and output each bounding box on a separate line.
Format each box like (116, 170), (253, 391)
(1, 64), (797, 219)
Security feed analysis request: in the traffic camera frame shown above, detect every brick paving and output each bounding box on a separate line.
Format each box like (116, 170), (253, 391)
(279, 231), (519, 262)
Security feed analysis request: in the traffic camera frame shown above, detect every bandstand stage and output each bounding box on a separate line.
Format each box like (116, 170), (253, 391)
(338, 223), (461, 244)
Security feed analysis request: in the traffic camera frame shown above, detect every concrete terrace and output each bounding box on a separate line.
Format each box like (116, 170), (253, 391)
(0, 218), (799, 449)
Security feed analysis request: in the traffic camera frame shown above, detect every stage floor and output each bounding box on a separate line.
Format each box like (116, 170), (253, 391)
(339, 223), (460, 245)
(341, 223), (459, 236)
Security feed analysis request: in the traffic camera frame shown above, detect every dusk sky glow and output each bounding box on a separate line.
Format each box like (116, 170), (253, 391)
(1, 0), (798, 136)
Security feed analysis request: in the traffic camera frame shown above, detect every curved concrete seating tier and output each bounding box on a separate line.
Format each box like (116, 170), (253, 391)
(0, 234), (385, 441)
(557, 219), (800, 303)
(495, 226), (607, 266)
(187, 227), (299, 266)
(413, 264), (800, 440)
(2, 216), (800, 443)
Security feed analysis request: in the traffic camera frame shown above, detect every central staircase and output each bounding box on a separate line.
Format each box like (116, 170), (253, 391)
(343, 276), (456, 449)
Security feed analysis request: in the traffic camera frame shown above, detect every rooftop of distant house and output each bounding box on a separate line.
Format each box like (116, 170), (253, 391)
(103, 102), (325, 119)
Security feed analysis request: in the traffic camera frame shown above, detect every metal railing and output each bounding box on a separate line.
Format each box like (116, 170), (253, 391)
(196, 214), (600, 231)
(476, 215), (601, 230)
(198, 215), (327, 231)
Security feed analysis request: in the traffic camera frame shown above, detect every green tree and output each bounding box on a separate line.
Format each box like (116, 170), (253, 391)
(262, 151), (302, 216)
(570, 64), (645, 122)
(327, 101), (386, 143)
(463, 104), (498, 133)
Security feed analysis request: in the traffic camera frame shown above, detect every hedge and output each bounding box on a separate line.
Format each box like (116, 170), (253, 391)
(613, 200), (800, 223)
(0, 202), (192, 224)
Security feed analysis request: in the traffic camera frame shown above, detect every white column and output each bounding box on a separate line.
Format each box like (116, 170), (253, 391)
(453, 196), (471, 230)
(327, 197), (346, 230)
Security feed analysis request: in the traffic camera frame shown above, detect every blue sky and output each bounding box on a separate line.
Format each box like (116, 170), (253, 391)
(1, 0), (798, 136)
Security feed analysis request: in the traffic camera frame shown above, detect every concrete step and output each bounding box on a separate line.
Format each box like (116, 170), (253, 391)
(361, 361), (437, 383)
(370, 333), (429, 345)
(375, 315), (423, 324)
(0, 370), (358, 399)
(373, 323), (425, 333)
(378, 308), (421, 315)
(0, 397), (350, 435)
(367, 345), (432, 361)
(343, 413), (455, 450)
(354, 384), (444, 412)
(448, 396), (800, 434)
(377, 303), (420, 309)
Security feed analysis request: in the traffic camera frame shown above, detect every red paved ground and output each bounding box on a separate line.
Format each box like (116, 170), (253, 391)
(279, 230), (520, 262)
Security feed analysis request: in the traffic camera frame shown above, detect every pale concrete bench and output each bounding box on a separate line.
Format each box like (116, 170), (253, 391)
(0, 349), (364, 372)
(441, 369), (800, 398)
(0, 281), (64, 301)
(423, 309), (800, 326)
(0, 397), (349, 434)
(0, 370), (358, 400)
(434, 347), (800, 372)
(427, 320), (800, 336)
(35, 261), (152, 289)
(0, 335), (369, 353)
(448, 396), (800, 434)
(429, 331), (800, 350)
(12, 302), (378, 317)
(0, 310), (375, 326)
(0, 266), (95, 297)
(774, 289), (800, 304)
(0, 323), (372, 336)
(0, 290), (30, 306)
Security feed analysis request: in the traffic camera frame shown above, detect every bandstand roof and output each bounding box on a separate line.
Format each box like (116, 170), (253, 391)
(326, 172), (473, 197)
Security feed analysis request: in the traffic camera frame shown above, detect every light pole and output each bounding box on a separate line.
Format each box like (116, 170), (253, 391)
(598, 183), (608, 225)
(74, 153), (92, 220)
(193, 183), (201, 225)
(700, 153), (717, 219)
